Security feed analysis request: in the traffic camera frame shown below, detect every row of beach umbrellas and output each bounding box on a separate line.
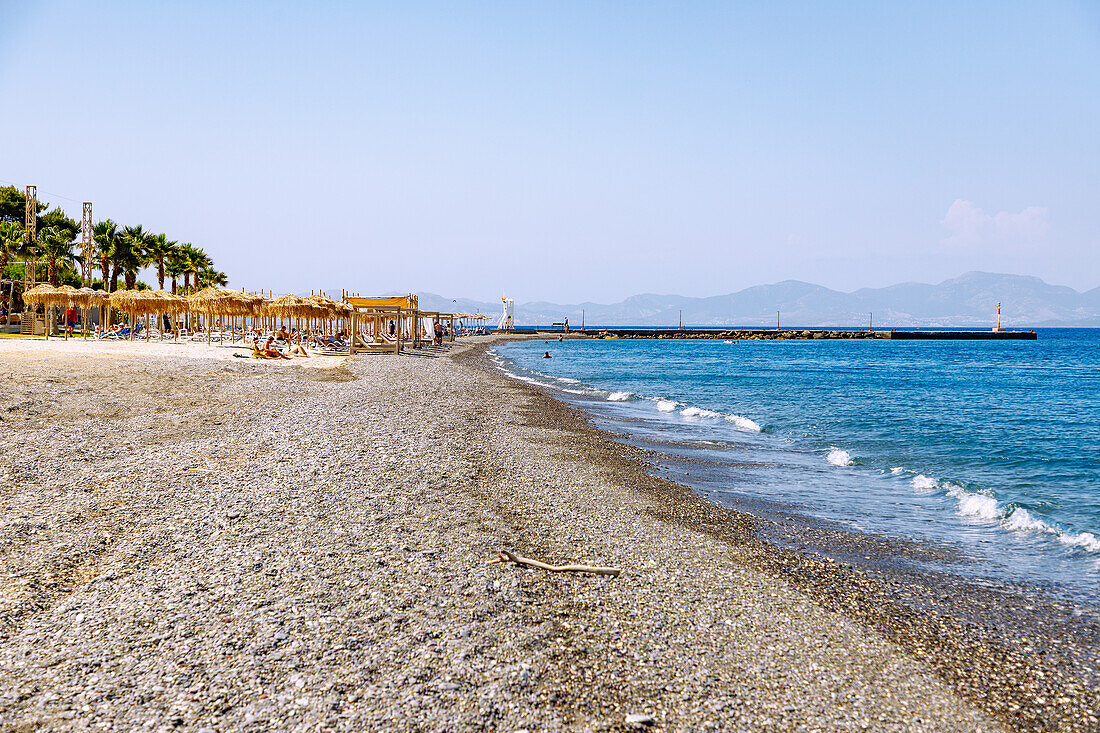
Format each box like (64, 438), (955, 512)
(22, 285), (357, 318)
(21, 285), (359, 340)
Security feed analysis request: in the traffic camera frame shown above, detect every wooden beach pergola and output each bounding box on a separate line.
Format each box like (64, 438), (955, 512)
(344, 294), (421, 354)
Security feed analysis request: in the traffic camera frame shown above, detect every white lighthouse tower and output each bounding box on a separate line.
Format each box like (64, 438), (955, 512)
(498, 295), (515, 332)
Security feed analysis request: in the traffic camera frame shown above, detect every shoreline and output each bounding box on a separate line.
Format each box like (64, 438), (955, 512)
(471, 339), (1099, 732)
(0, 337), (1092, 730)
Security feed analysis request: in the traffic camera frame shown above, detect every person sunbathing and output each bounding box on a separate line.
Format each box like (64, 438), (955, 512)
(250, 338), (283, 359)
(263, 336), (292, 359)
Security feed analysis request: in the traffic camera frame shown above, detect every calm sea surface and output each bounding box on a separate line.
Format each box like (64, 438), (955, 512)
(492, 329), (1100, 602)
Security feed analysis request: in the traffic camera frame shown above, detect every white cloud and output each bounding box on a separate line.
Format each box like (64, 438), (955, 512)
(941, 199), (1049, 248)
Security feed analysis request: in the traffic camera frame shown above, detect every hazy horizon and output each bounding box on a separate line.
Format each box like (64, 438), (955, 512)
(2, 2), (1097, 302)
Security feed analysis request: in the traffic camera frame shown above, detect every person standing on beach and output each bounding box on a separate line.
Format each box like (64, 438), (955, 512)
(64, 306), (78, 337)
(434, 321), (443, 345)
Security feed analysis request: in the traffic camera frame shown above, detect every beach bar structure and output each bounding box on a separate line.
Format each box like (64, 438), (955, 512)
(344, 295), (461, 354)
(345, 294), (419, 354)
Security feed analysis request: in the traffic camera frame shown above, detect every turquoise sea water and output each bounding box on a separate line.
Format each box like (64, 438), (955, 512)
(492, 330), (1100, 602)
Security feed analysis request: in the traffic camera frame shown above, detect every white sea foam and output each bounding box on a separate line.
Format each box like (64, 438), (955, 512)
(910, 474), (938, 491)
(826, 448), (853, 467)
(558, 377), (581, 384)
(946, 484), (1001, 521)
(1002, 509), (1100, 553)
(1003, 508), (1053, 533)
(655, 400), (679, 412)
(725, 414), (763, 432)
(681, 406), (722, 418)
(607, 391), (634, 402)
(1060, 532), (1100, 553)
(890, 467), (905, 475)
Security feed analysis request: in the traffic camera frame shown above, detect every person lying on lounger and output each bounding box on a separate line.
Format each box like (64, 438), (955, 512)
(321, 333), (348, 349)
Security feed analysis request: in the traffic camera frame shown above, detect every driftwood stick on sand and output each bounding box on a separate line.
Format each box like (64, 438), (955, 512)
(489, 549), (621, 577)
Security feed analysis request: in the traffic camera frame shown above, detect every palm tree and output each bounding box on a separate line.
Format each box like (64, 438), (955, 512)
(165, 246), (188, 293)
(115, 225), (152, 290)
(0, 221), (24, 276)
(187, 247), (214, 290)
(35, 227), (80, 286)
(92, 219), (119, 291)
(146, 233), (178, 290)
(1, 221), (25, 313)
(176, 243), (200, 293)
(196, 268), (228, 288)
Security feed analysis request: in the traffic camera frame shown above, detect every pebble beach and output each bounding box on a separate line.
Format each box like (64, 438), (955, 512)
(0, 336), (1094, 731)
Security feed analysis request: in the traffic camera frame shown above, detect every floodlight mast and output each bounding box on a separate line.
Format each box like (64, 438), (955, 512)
(23, 185), (36, 289)
(82, 202), (93, 286)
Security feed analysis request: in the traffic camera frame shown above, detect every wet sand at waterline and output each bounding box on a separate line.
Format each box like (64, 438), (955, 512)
(0, 336), (1086, 731)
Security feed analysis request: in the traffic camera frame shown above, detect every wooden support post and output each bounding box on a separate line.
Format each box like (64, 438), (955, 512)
(349, 312), (357, 355)
(395, 307), (402, 354)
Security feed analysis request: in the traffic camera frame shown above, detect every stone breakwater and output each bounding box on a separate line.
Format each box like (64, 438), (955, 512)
(0, 337), (1089, 731)
(585, 329), (1036, 340)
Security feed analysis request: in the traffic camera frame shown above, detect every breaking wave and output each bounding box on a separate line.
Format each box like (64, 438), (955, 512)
(910, 474), (938, 491)
(895, 468), (1100, 554)
(679, 406), (762, 432)
(826, 448), (853, 466)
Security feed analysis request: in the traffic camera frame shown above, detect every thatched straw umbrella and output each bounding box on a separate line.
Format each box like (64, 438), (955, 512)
(269, 294), (330, 342)
(187, 287), (260, 343)
(50, 286), (93, 340)
(22, 284), (62, 307)
(108, 289), (158, 341)
(264, 295), (307, 338)
(80, 287), (107, 339)
(308, 294), (350, 337)
(222, 290), (264, 340)
(142, 290), (189, 340)
(188, 287), (231, 343)
(21, 284), (62, 338)
(105, 289), (135, 340)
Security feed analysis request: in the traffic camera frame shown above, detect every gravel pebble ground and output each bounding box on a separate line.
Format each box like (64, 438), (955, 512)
(0, 336), (1077, 731)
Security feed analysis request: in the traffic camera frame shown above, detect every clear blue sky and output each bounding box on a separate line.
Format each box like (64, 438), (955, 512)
(2, 1), (1097, 301)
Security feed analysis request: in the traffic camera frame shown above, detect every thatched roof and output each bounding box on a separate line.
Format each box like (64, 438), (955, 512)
(266, 294), (313, 318)
(221, 290), (264, 316)
(108, 289), (157, 311)
(147, 290), (188, 314)
(307, 295), (342, 316)
(80, 287), (108, 305)
(21, 284), (63, 307)
(187, 287), (255, 316)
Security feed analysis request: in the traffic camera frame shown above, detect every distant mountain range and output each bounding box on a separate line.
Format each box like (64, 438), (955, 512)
(410, 272), (1100, 327)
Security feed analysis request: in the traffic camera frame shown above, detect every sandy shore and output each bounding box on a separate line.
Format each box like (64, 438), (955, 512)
(0, 336), (1090, 731)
